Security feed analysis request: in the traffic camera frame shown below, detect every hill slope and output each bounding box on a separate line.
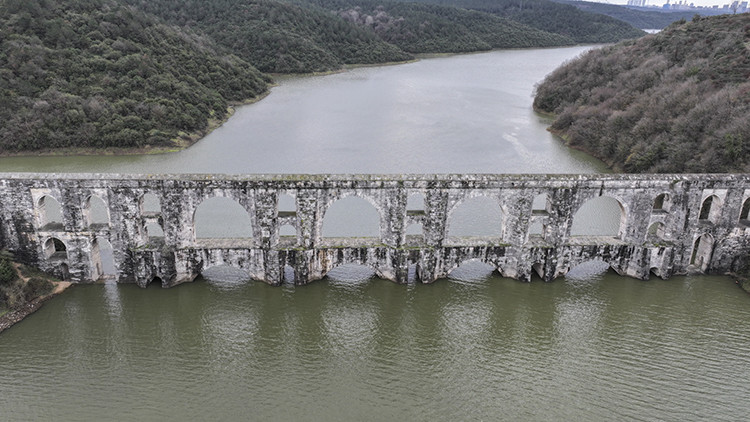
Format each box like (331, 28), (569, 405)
(396, 0), (646, 43)
(554, 0), (723, 30)
(304, 0), (574, 53)
(533, 14), (750, 173)
(0, 0), (269, 152)
(123, 0), (414, 74)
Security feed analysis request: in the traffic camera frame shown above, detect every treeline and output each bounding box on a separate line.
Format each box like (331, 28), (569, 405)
(533, 14), (750, 173)
(395, 0), (645, 43)
(0, 0), (269, 152)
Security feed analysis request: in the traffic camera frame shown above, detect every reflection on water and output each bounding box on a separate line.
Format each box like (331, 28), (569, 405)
(1, 274), (749, 421)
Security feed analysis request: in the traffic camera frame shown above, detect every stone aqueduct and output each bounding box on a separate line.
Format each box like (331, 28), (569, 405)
(0, 173), (749, 287)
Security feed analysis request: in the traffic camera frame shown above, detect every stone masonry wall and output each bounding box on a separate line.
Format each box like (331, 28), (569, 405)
(0, 173), (747, 287)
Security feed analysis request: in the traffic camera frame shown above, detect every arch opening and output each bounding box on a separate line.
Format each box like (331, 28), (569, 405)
(528, 220), (544, 237)
(279, 224), (296, 237)
(407, 193), (425, 212)
(91, 237), (116, 280)
(84, 195), (109, 228)
(447, 195), (503, 238)
(278, 193), (296, 214)
(646, 222), (667, 242)
(140, 193), (161, 214)
(739, 198), (750, 225)
(690, 235), (714, 269)
(565, 260), (612, 282)
(322, 196), (380, 238)
(43, 237), (67, 260)
(145, 222), (164, 239)
(37, 195), (63, 230)
(571, 196), (624, 237)
(653, 193), (670, 212)
(194, 197), (253, 242)
(532, 193), (550, 214)
(699, 195), (722, 223)
(325, 263), (376, 285)
(532, 262), (544, 280)
(447, 259), (495, 284)
(147, 276), (163, 288)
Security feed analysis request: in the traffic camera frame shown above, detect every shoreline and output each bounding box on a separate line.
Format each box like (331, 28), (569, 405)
(0, 91), (271, 159)
(0, 281), (72, 334)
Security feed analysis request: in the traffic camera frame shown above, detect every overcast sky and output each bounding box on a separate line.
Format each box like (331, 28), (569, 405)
(589, 0), (739, 8)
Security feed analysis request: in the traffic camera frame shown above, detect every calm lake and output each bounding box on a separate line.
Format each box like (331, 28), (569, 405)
(1, 46), (749, 421)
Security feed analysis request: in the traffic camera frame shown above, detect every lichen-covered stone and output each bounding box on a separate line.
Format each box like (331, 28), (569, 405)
(0, 173), (747, 287)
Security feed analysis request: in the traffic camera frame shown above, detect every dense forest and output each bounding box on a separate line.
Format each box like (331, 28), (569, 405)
(534, 14), (750, 173)
(554, 1), (724, 30)
(126, 0), (575, 73)
(296, 0), (573, 53)
(122, 0), (413, 73)
(396, 0), (645, 43)
(0, 0), (269, 152)
(1, 0), (647, 153)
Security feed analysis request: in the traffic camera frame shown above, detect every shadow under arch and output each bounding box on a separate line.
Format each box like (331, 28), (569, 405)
(43, 237), (68, 260)
(447, 194), (503, 238)
(193, 196), (254, 241)
(321, 195), (381, 239)
(446, 259), (497, 284)
(323, 263), (377, 286)
(564, 259), (615, 282)
(571, 195), (625, 237)
(741, 197), (750, 223)
(147, 276), (164, 288)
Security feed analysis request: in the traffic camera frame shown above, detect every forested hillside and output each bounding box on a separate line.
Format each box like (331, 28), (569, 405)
(0, 0), (269, 152)
(395, 0), (645, 43)
(122, 0), (413, 73)
(1, 0), (647, 154)
(554, 0), (723, 29)
(534, 14), (750, 173)
(297, 0), (573, 53)
(127, 0), (574, 73)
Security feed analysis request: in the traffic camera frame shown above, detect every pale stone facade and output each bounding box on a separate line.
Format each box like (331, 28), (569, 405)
(0, 173), (747, 287)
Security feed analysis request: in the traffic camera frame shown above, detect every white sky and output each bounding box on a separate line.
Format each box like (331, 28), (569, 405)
(587, 0), (740, 8)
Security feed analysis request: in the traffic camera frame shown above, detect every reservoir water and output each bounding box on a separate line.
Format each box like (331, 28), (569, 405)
(1, 46), (749, 421)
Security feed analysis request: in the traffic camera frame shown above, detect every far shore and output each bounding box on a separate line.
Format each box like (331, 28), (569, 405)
(0, 91), (271, 159)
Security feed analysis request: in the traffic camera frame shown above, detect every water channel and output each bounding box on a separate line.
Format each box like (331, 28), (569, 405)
(1, 46), (749, 421)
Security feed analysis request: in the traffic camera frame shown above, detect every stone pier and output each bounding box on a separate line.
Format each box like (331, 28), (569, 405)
(0, 173), (747, 287)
